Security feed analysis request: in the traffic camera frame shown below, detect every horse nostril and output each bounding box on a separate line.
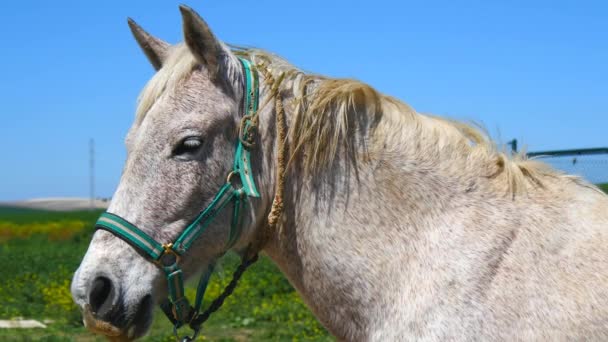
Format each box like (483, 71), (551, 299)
(89, 276), (114, 315)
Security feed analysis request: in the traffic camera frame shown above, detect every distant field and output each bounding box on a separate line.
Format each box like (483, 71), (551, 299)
(0, 207), (329, 341)
(0, 206), (101, 223)
(600, 183), (608, 193)
(1, 198), (108, 212)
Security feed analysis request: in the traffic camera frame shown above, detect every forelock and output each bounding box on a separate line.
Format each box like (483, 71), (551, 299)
(135, 44), (198, 123)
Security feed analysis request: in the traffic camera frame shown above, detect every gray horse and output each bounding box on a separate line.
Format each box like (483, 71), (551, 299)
(71, 5), (608, 341)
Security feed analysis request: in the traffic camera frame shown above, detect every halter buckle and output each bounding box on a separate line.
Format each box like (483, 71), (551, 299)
(239, 114), (258, 149)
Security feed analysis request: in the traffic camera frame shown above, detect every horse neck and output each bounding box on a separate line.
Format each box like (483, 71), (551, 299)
(252, 71), (599, 340)
(259, 85), (496, 261)
(256, 83), (495, 337)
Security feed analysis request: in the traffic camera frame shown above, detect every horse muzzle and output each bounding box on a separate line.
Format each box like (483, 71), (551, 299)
(74, 273), (154, 341)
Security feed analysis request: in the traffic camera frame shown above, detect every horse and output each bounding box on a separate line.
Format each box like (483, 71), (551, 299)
(71, 5), (608, 341)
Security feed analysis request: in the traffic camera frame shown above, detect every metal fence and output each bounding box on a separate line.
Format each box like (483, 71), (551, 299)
(508, 140), (608, 185)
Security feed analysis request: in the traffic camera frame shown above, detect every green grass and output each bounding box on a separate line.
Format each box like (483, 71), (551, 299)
(0, 208), (330, 341)
(599, 183), (608, 194)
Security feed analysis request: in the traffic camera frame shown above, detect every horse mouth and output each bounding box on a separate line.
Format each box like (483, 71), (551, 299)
(82, 295), (153, 341)
(83, 304), (126, 340)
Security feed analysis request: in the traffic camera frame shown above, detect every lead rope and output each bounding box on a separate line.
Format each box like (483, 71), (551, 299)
(182, 64), (288, 341)
(262, 66), (288, 230)
(184, 253), (258, 338)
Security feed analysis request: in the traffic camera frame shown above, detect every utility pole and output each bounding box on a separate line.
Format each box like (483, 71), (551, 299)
(90, 138), (95, 210)
(507, 139), (518, 154)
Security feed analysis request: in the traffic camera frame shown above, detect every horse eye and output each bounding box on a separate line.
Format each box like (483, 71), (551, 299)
(173, 137), (203, 157)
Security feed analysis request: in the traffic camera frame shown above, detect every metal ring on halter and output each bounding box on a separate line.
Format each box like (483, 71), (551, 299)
(226, 171), (247, 200)
(226, 171), (239, 184)
(156, 243), (181, 268)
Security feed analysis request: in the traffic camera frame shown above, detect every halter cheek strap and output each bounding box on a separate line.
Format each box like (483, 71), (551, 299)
(94, 57), (260, 341)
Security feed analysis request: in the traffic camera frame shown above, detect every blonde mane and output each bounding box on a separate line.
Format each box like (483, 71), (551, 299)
(136, 45), (584, 197)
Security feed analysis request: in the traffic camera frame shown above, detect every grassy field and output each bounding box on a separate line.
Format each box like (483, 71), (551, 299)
(600, 183), (608, 194)
(0, 207), (330, 341)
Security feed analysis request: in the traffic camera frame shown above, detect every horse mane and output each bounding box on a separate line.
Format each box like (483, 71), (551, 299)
(136, 44), (592, 197)
(238, 49), (578, 196)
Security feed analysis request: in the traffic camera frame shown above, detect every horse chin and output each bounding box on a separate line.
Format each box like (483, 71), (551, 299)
(82, 295), (154, 341)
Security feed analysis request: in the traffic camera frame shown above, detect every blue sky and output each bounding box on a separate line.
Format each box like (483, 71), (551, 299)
(0, 0), (606, 200)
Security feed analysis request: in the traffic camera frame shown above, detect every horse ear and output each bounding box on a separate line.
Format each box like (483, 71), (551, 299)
(179, 5), (229, 79)
(128, 18), (170, 71)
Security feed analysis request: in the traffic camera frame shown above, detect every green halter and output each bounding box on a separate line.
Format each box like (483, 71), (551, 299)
(94, 57), (260, 341)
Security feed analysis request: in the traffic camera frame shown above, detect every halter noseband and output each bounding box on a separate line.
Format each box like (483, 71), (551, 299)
(94, 57), (260, 341)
